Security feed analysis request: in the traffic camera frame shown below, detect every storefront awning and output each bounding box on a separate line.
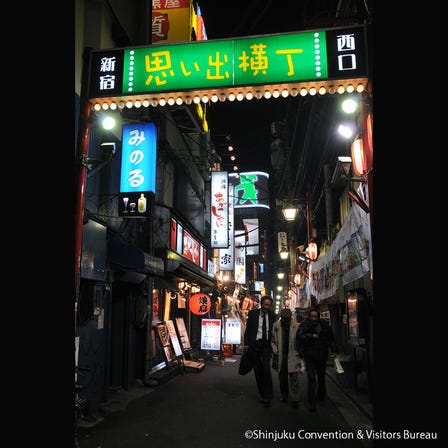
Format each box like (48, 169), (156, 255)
(108, 238), (164, 277)
(152, 276), (179, 291)
(166, 250), (216, 289)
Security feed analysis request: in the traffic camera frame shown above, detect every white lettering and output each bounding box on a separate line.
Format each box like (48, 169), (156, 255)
(99, 75), (115, 90)
(337, 33), (355, 51)
(403, 430), (437, 439)
(338, 54), (357, 71)
(100, 57), (116, 72)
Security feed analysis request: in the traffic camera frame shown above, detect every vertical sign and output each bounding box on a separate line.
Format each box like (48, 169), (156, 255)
(200, 318), (222, 350)
(243, 218), (259, 255)
(326, 26), (367, 79)
(211, 171), (229, 248)
(219, 184), (234, 270)
(278, 232), (288, 252)
(182, 229), (200, 264)
(176, 222), (183, 254)
(170, 218), (177, 250)
(119, 122), (157, 217)
(234, 230), (246, 285)
(208, 259), (215, 279)
(88, 49), (124, 99)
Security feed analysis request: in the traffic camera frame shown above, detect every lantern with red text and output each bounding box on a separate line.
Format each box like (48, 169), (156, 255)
(307, 242), (318, 261)
(189, 293), (211, 315)
(294, 273), (301, 286)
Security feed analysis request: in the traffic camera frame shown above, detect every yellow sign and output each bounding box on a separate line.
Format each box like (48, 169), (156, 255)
(152, 0), (191, 44)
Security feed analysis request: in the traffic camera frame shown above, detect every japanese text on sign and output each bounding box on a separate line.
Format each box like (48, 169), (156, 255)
(88, 26), (367, 100)
(200, 319), (221, 351)
(211, 171), (229, 248)
(120, 122), (157, 193)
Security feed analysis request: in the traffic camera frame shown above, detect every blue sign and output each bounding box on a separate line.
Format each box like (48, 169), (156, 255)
(120, 122), (157, 193)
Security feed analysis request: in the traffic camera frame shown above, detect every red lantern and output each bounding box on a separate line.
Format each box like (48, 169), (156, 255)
(189, 293), (211, 315)
(294, 273), (301, 286)
(351, 137), (365, 176)
(364, 112), (373, 172)
(308, 242), (318, 261)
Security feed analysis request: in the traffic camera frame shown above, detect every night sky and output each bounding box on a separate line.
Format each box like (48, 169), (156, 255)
(197, 0), (311, 172)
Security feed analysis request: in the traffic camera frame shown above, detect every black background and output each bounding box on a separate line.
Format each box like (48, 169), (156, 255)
(22, 0), (444, 445)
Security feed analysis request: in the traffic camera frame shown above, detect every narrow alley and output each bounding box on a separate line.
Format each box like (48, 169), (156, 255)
(78, 356), (372, 448)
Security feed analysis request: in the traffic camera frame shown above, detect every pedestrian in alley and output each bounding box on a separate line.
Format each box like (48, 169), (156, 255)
(271, 308), (305, 408)
(243, 295), (277, 407)
(297, 307), (338, 412)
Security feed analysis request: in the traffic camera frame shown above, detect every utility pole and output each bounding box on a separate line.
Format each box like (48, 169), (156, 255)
(306, 183), (313, 245)
(324, 163), (333, 240)
(75, 47), (94, 308)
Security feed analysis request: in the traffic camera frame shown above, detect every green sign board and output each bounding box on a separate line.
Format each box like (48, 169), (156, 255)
(234, 32), (328, 86)
(123, 31), (328, 94)
(88, 26), (367, 100)
(123, 40), (234, 93)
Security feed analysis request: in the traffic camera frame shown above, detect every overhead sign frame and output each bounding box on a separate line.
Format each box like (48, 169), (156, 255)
(87, 25), (369, 108)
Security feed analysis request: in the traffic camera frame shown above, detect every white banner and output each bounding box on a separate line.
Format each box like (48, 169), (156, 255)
(211, 171), (229, 248)
(309, 202), (371, 301)
(243, 218), (259, 255)
(234, 230), (246, 284)
(219, 185), (234, 270)
(278, 231), (287, 252)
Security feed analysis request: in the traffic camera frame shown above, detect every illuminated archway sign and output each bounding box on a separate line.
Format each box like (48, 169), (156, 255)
(87, 25), (369, 108)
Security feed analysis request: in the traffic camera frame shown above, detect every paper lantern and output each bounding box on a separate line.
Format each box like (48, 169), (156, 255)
(351, 137), (366, 176)
(189, 293), (211, 315)
(294, 273), (301, 286)
(308, 242), (318, 261)
(364, 112), (373, 171)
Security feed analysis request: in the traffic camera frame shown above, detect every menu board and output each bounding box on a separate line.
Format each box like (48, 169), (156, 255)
(224, 318), (241, 344)
(165, 320), (183, 357)
(200, 318), (222, 351)
(156, 323), (176, 363)
(175, 317), (191, 351)
(156, 323), (170, 346)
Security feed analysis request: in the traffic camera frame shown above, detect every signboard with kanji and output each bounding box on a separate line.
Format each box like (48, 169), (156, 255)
(210, 171), (229, 248)
(88, 26), (368, 102)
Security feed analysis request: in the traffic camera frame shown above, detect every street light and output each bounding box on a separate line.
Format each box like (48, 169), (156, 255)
(101, 115), (117, 130)
(282, 204), (299, 221)
(279, 246), (289, 260)
(341, 96), (359, 114)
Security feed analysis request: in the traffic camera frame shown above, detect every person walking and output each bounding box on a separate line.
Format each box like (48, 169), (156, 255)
(243, 295), (277, 407)
(297, 307), (337, 412)
(271, 308), (304, 408)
